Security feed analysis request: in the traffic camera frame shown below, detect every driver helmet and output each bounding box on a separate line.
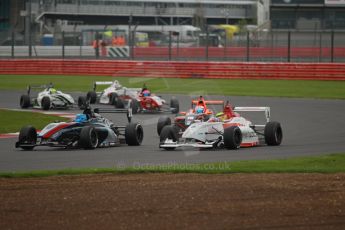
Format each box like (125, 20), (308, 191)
(142, 89), (151, 97)
(195, 105), (205, 114)
(74, 114), (87, 123)
(50, 88), (57, 94)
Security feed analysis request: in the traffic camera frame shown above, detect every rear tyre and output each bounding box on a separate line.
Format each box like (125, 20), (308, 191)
(130, 99), (139, 114)
(157, 116), (171, 135)
(264, 121), (283, 146)
(20, 95), (31, 109)
(78, 96), (87, 109)
(18, 126), (37, 150)
(170, 97), (179, 114)
(41, 96), (51, 110)
(125, 122), (144, 146)
(223, 126), (242, 150)
(159, 125), (178, 151)
(79, 126), (98, 149)
(87, 91), (97, 104)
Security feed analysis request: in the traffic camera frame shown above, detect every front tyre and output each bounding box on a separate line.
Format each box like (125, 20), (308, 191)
(264, 121), (283, 146)
(159, 125), (178, 151)
(79, 126), (98, 149)
(223, 126), (242, 150)
(18, 126), (37, 150)
(116, 98), (125, 108)
(109, 93), (118, 106)
(41, 96), (51, 110)
(125, 122), (144, 146)
(170, 97), (179, 114)
(157, 116), (171, 135)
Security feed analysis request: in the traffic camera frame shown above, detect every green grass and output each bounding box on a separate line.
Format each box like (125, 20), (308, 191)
(0, 109), (69, 133)
(1, 75), (345, 99)
(1, 153), (344, 178)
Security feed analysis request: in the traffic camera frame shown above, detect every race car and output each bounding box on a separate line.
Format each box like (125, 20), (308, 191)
(157, 96), (223, 135)
(83, 81), (179, 114)
(84, 80), (141, 106)
(19, 83), (76, 110)
(15, 107), (144, 150)
(159, 103), (283, 150)
(128, 86), (180, 114)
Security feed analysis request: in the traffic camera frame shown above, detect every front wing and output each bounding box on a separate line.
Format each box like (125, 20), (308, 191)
(159, 139), (215, 149)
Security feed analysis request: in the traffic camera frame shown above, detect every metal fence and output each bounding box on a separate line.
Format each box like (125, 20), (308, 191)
(1, 30), (345, 63)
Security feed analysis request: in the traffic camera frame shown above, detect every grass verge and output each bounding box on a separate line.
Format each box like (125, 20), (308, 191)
(0, 109), (69, 133)
(1, 75), (345, 99)
(1, 153), (344, 178)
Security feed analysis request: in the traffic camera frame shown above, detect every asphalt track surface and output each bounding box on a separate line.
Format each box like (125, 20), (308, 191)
(0, 90), (344, 172)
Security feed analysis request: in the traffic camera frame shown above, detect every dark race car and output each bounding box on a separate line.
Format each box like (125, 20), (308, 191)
(15, 107), (143, 150)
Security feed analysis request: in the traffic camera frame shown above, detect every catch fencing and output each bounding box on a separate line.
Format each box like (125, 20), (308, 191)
(1, 30), (345, 62)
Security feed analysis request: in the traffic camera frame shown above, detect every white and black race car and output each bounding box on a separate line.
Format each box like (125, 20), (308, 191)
(83, 80), (141, 105)
(20, 84), (76, 110)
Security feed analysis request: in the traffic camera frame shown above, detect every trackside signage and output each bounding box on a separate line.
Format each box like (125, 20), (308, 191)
(325, 0), (345, 5)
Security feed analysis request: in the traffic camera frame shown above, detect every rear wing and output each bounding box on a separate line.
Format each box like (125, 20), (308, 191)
(233, 107), (270, 123)
(27, 83), (53, 95)
(93, 81), (115, 91)
(192, 100), (224, 105)
(93, 107), (133, 122)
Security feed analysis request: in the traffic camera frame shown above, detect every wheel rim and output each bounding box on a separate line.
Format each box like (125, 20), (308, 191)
(275, 127), (282, 143)
(90, 130), (98, 147)
(236, 130), (241, 143)
(136, 126), (143, 143)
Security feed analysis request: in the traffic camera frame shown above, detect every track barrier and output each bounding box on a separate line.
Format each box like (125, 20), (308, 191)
(0, 59), (344, 80)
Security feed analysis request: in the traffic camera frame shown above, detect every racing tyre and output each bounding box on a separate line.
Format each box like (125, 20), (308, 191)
(41, 96), (51, 110)
(170, 97), (179, 114)
(79, 126), (98, 149)
(264, 121), (283, 146)
(18, 126), (37, 150)
(20, 95), (31, 109)
(116, 98), (125, 108)
(109, 93), (118, 105)
(125, 122), (144, 146)
(223, 126), (242, 150)
(78, 96), (87, 109)
(130, 99), (139, 114)
(157, 116), (171, 135)
(87, 91), (97, 104)
(159, 125), (178, 151)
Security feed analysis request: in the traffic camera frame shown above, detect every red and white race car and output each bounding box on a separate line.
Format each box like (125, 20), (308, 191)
(159, 101), (283, 150)
(129, 87), (179, 114)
